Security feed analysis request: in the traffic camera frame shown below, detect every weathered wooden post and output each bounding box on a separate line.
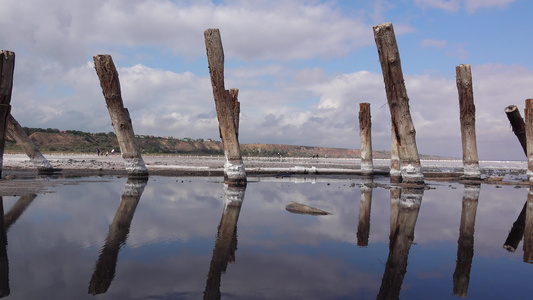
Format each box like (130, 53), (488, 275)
(390, 127), (402, 183)
(89, 177), (147, 294)
(0, 51), (15, 178)
(359, 103), (373, 175)
(505, 105), (527, 156)
(456, 64), (481, 179)
(7, 115), (54, 173)
(453, 184), (480, 297)
(373, 23), (424, 184)
(230, 88), (240, 139)
(204, 183), (246, 299)
(93, 55), (148, 177)
(357, 177), (373, 246)
(204, 29), (246, 185)
(525, 99), (533, 182)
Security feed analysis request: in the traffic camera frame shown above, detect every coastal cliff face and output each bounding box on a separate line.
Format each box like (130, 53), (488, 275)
(4, 130), (443, 159)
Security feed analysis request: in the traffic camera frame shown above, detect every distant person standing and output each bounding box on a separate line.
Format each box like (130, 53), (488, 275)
(97, 148), (100, 156)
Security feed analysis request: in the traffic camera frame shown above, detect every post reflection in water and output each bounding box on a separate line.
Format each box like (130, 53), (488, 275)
(357, 176), (373, 247)
(0, 197), (8, 298)
(377, 187), (423, 300)
(88, 177), (148, 295)
(0, 193), (37, 298)
(453, 184), (480, 298)
(4, 194), (36, 231)
(204, 183), (246, 300)
(503, 201), (527, 253)
(523, 189), (533, 263)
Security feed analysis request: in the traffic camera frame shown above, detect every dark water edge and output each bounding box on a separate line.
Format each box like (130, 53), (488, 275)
(0, 175), (531, 299)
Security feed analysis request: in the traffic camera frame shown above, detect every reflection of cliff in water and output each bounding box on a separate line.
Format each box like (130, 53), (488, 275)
(377, 187), (423, 300)
(88, 177), (148, 295)
(204, 183), (246, 300)
(453, 184), (480, 297)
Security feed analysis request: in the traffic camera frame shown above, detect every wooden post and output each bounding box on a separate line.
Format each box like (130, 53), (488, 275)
(525, 99), (533, 182)
(390, 126), (402, 183)
(359, 103), (373, 174)
(456, 64), (480, 179)
(505, 105), (527, 156)
(204, 183), (246, 299)
(204, 29), (246, 185)
(0, 198), (8, 297)
(93, 55), (148, 177)
(453, 184), (479, 297)
(7, 115), (54, 173)
(378, 187), (423, 299)
(373, 23), (424, 184)
(89, 177), (147, 294)
(0, 51), (15, 178)
(357, 177), (373, 246)
(230, 88), (240, 139)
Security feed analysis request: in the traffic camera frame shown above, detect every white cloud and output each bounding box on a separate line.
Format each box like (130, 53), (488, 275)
(465, 0), (516, 13)
(421, 39), (448, 48)
(413, 0), (461, 11)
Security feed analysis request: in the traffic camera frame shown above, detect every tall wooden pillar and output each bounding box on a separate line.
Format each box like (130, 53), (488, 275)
(456, 64), (480, 179)
(204, 29), (246, 185)
(93, 55), (148, 177)
(373, 23), (424, 184)
(525, 99), (533, 182)
(359, 103), (373, 174)
(0, 51), (15, 177)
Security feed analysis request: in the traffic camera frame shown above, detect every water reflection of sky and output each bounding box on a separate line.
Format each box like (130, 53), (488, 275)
(0, 176), (532, 299)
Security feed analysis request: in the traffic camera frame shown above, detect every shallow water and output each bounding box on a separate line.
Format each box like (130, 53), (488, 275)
(0, 175), (532, 299)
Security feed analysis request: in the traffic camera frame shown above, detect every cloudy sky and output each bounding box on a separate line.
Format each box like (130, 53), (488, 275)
(1, 0), (532, 160)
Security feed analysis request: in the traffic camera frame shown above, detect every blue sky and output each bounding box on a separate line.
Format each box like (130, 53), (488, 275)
(1, 0), (532, 160)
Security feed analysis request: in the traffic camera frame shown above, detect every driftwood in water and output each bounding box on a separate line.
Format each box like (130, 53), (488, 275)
(204, 183), (246, 300)
(453, 184), (479, 297)
(88, 178), (147, 295)
(0, 51), (15, 177)
(456, 64), (480, 179)
(93, 54), (148, 177)
(286, 201), (331, 215)
(505, 105), (527, 156)
(359, 103), (373, 175)
(373, 23), (424, 184)
(7, 115), (54, 173)
(357, 178), (373, 246)
(525, 99), (533, 181)
(204, 29), (246, 185)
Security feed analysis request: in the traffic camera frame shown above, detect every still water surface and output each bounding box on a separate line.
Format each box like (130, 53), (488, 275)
(0, 175), (532, 299)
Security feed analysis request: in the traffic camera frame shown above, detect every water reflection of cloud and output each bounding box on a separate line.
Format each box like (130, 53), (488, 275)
(1, 176), (531, 298)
